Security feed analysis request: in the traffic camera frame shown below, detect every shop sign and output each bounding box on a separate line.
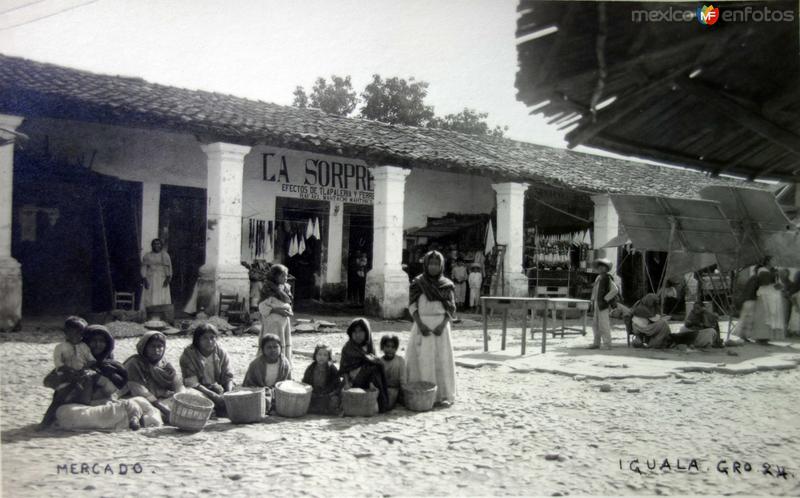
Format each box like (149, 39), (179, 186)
(261, 151), (374, 205)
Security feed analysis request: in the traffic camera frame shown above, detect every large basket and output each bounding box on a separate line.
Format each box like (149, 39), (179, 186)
(223, 387), (266, 424)
(170, 392), (215, 431)
(274, 381), (312, 418)
(342, 387), (379, 417)
(403, 382), (437, 412)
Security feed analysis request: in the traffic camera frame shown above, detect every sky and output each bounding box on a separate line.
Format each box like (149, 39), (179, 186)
(1, 0), (575, 147)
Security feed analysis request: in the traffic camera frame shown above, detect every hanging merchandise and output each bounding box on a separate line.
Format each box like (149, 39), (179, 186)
(298, 234), (306, 255)
(484, 221), (495, 255)
(289, 234), (298, 257)
(313, 217), (321, 239)
(266, 221), (273, 257)
(305, 218), (314, 239)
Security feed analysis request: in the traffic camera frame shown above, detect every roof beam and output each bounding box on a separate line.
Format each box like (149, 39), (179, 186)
(591, 134), (726, 175)
(676, 77), (800, 169)
(565, 63), (696, 148)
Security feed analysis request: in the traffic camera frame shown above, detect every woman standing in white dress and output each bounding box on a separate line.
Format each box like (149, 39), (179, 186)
(406, 251), (457, 407)
(140, 238), (172, 309)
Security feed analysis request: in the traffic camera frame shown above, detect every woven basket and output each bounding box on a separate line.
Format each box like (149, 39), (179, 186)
(403, 382), (437, 412)
(170, 392), (215, 431)
(223, 387), (266, 424)
(274, 381), (312, 418)
(342, 387), (379, 417)
(387, 387), (400, 409)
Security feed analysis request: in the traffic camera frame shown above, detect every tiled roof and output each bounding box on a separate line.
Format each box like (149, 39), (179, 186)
(0, 53), (746, 198)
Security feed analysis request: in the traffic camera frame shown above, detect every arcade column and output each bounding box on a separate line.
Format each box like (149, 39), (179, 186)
(197, 142), (251, 314)
(0, 114), (24, 331)
(591, 194), (619, 269)
(365, 165), (410, 318)
(492, 182), (529, 297)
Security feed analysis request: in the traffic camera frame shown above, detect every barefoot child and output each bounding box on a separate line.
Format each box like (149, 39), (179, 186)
(588, 258), (618, 350)
(258, 264), (294, 367)
(243, 334), (292, 412)
(379, 335), (406, 409)
(180, 323), (234, 415)
(302, 343), (342, 414)
(339, 318), (390, 413)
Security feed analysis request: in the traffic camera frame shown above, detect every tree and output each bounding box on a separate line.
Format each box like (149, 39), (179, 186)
(359, 75), (435, 126)
(292, 75), (357, 116)
(429, 108), (508, 138)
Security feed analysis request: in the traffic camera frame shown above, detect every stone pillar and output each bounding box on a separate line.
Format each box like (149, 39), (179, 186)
(322, 201), (345, 301)
(365, 166), (410, 318)
(140, 182), (161, 257)
(197, 142), (251, 314)
(795, 183), (800, 208)
(492, 182), (529, 297)
(0, 114), (24, 331)
(592, 194), (619, 270)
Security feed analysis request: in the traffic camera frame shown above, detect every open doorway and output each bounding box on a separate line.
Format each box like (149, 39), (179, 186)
(274, 197), (329, 300)
(343, 204), (372, 305)
(159, 185), (206, 309)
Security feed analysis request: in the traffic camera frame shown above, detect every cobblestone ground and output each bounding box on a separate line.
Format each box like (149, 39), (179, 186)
(2, 323), (799, 497)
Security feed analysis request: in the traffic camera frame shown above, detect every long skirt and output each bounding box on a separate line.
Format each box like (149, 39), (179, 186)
(454, 282), (466, 305)
(633, 319), (672, 348)
(406, 295), (457, 404)
(734, 300), (756, 339)
(788, 292), (800, 336)
(259, 311), (293, 367)
(751, 287), (786, 341)
(55, 397), (162, 432)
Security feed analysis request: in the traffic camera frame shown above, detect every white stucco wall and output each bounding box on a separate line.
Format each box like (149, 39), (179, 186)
(403, 168), (495, 229)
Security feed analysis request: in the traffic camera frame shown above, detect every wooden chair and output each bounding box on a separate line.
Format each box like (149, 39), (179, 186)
(113, 292), (136, 311)
(218, 293), (249, 325)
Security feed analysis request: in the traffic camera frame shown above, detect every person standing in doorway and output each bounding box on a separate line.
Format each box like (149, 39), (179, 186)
(354, 252), (369, 306)
(141, 238), (172, 310)
(451, 257), (468, 311)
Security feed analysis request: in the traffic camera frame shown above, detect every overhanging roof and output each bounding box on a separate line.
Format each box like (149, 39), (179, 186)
(0, 53), (749, 198)
(515, 1), (800, 181)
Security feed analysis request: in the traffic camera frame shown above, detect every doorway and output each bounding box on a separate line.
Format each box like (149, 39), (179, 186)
(274, 197), (328, 300)
(343, 204), (373, 304)
(159, 185), (206, 308)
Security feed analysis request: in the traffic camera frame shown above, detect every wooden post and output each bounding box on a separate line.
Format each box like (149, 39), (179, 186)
(501, 308), (508, 350)
(482, 298), (489, 352)
(541, 303), (548, 353)
(521, 309), (527, 355)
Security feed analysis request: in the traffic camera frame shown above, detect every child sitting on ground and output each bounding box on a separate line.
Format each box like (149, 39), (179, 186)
(379, 335), (406, 409)
(41, 316), (95, 427)
(243, 334), (292, 412)
(302, 343), (342, 414)
(180, 323), (234, 416)
(339, 318), (390, 413)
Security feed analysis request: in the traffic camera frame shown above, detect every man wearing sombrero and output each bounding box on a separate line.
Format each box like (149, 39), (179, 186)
(588, 258), (619, 349)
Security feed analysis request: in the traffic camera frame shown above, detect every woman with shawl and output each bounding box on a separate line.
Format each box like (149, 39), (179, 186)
(141, 238), (172, 309)
(179, 323), (234, 414)
(53, 326), (162, 431)
(243, 334), (292, 411)
(406, 250), (457, 406)
(734, 266), (761, 340)
(630, 293), (673, 349)
(749, 269), (786, 343)
(124, 330), (183, 419)
(257, 264), (294, 367)
(339, 318), (390, 413)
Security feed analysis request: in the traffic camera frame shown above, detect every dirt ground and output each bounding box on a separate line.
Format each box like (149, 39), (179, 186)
(2, 317), (800, 497)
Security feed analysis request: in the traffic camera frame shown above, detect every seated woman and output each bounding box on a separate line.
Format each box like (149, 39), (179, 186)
(672, 301), (721, 348)
(179, 323), (234, 415)
(630, 294), (673, 348)
(124, 330), (183, 420)
(243, 334), (292, 411)
(53, 325), (162, 432)
(339, 318), (390, 413)
(302, 343), (342, 414)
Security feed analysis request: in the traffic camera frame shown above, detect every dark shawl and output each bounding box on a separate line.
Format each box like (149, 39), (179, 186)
(302, 361), (341, 395)
(243, 339), (292, 388)
(409, 251), (456, 317)
(260, 280), (293, 304)
(83, 325), (128, 390)
(632, 293), (660, 319)
(179, 342), (234, 388)
(685, 305), (720, 333)
(339, 318), (379, 375)
(123, 331), (180, 399)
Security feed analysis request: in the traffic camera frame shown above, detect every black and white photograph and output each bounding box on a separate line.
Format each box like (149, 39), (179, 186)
(0, 0), (799, 496)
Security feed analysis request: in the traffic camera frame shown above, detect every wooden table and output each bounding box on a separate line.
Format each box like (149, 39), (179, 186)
(480, 296), (550, 354)
(546, 298), (591, 338)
